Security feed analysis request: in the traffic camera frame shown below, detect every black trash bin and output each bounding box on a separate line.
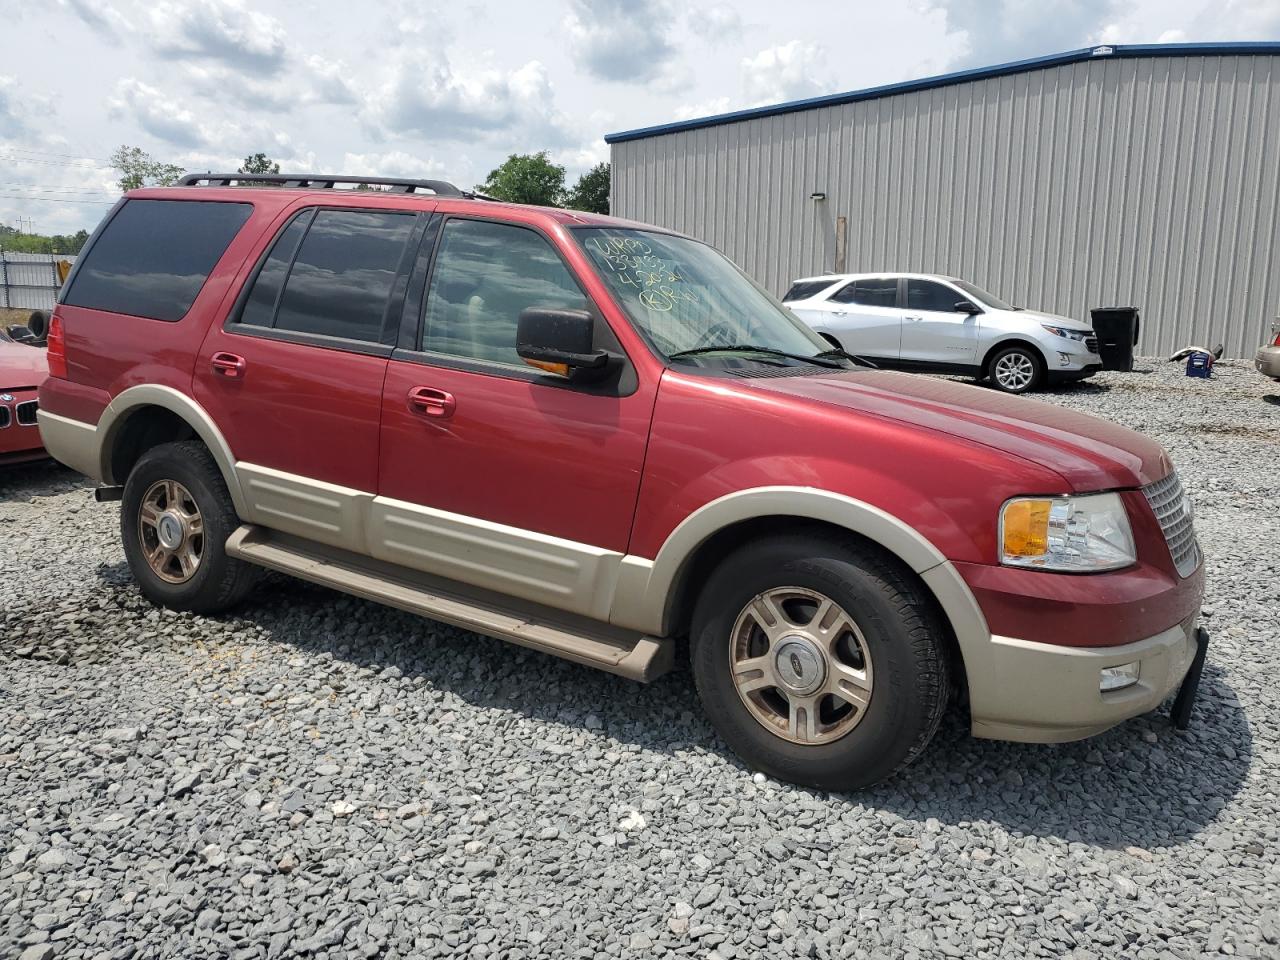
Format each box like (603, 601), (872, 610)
(1090, 306), (1140, 372)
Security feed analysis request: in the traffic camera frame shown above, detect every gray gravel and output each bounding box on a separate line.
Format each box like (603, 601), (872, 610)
(3, 359), (1279, 960)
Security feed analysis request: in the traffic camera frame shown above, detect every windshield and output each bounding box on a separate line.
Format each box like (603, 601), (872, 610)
(575, 228), (840, 365)
(951, 279), (1016, 311)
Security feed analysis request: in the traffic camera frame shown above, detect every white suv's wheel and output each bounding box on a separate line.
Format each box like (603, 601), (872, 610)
(989, 345), (1043, 394)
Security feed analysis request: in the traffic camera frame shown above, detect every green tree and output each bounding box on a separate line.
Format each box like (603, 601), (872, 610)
(238, 153), (280, 176)
(475, 152), (565, 206)
(564, 162), (609, 214)
(109, 145), (185, 192)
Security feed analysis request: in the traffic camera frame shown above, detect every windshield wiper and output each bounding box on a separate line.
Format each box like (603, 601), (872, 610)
(668, 345), (847, 368)
(816, 348), (877, 369)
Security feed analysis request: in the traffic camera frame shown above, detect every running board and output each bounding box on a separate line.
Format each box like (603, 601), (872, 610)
(225, 525), (673, 682)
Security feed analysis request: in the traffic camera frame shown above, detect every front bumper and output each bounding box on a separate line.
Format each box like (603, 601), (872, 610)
(1256, 345), (1280, 380)
(0, 388), (44, 462)
(970, 616), (1202, 743)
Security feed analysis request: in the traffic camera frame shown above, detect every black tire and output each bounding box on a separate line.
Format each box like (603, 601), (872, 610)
(27, 310), (49, 340)
(987, 344), (1044, 394)
(690, 532), (950, 791)
(120, 440), (259, 614)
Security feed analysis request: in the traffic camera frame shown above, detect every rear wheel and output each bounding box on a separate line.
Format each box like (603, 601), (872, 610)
(689, 533), (950, 791)
(988, 344), (1043, 394)
(120, 440), (259, 614)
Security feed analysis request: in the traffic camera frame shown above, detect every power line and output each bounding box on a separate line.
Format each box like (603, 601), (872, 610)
(0, 193), (116, 205)
(0, 155), (110, 168)
(0, 182), (117, 196)
(3, 146), (113, 163)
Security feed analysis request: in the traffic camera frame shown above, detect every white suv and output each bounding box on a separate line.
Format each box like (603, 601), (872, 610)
(783, 273), (1101, 393)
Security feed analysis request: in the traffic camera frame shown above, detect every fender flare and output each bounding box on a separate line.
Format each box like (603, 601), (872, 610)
(97, 384), (247, 516)
(610, 486), (991, 683)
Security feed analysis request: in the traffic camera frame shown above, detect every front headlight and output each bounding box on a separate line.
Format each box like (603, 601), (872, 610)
(1000, 492), (1136, 572)
(1041, 324), (1090, 342)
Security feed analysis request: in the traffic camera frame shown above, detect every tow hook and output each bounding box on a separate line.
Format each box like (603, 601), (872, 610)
(94, 485), (124, 503)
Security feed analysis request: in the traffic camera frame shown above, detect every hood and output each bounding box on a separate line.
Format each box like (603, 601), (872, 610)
(0, 340), (49, 389)
(1017, 309), (1093, 332)
(746, 369), (1169, 490)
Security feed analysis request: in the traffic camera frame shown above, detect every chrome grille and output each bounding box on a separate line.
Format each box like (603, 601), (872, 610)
(0, 405), (9, 429)
(1143, 471), (1201, 578)
(15, 399), (37, 426)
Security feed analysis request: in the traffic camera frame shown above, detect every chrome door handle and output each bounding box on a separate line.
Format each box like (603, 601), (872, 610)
(831, 311), (847, 317)
(407, 386), (456, 419)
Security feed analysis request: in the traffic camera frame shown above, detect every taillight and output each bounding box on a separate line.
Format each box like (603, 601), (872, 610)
(46, 313), (68, 379)
(1273, 331), (1280, 347)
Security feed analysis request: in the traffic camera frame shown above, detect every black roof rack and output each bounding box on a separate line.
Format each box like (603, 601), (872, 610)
(176, 173), (479, 197)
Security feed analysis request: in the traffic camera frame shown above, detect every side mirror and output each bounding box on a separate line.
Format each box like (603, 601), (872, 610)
(954, 300), (981, 315)
(517, 308), (612, 378)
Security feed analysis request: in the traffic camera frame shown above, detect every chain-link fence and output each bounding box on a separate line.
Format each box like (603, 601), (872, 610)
(0, 251), (77, 311)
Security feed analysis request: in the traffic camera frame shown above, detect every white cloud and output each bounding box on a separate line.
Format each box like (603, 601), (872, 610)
(673, 96), (733, 121)
(0, 76), (34, 138)
(108, 78), (209, 148)
(686, 4), (743, 39)
(368, 53), (575, 148)
(564, 0), (680, 82)
(147, 0), (288, 75)
(340, 150), (451, 179)
(58, 0), (131, 38)
(742, 41), (833, 105)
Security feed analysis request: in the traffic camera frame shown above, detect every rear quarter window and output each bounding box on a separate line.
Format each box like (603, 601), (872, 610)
(63, 199), (253, 321)
(782, 279), (837, 302)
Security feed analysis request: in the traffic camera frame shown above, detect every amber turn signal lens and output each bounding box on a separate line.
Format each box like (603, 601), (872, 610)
(522, 358), (570, 377)
(1002, 498), (1051, 557)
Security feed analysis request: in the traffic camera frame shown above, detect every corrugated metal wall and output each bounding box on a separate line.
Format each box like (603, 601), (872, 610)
(611, 54), (1280, 358)
(0, 252), (76, 311)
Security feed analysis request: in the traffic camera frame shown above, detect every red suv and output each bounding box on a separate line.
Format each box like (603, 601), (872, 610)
(38, 174), (1207, 790)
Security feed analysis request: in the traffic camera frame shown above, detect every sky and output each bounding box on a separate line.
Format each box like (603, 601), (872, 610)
(2, 0), (1279, 235)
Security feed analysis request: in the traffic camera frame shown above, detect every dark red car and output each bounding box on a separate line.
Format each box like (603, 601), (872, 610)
(38, 175), (1206, 789)
(0, 328), (48, 465)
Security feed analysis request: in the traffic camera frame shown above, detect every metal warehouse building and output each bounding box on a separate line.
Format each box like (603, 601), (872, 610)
(607, 43), (1280, 358)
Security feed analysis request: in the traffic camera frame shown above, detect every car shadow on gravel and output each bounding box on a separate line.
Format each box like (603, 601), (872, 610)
(92, 567), (1251, 853)
(0, 458), (87, 501)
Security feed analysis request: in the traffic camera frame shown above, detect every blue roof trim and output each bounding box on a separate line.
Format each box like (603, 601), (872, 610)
(604, 42), (1280, 144)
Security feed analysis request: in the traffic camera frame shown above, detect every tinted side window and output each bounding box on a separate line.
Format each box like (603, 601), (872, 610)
(782, 280), (835, 302)
(239, 213), (311, 328)
(832, 278), (898, 307)
(64, 199), (252, 321)
(906, 279), (961, 313)
(422, 219), (589, 366)
(273, 210), (416, 343)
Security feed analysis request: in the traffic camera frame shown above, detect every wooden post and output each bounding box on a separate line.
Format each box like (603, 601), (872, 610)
(834, 216), (848, 274)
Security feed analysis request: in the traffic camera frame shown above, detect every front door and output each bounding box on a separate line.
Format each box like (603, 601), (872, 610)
(194, 205), (426, 551)
(374, 216), (653, 618)
(899, 278), (981, 366)
(795, 276), (903, 360)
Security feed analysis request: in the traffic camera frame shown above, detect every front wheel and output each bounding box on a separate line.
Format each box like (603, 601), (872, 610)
(988, 345), (1044, 393)
(689, 533), (951, 791)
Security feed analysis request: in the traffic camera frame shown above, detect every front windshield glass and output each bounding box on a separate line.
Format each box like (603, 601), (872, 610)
(951, 279), (1016, 311)
(575, 228), (840, 365)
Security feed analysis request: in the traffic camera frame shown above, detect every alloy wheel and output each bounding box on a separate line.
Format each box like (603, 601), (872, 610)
(138, 479), (204, 584)
(729, 586), (874, 745)
(993, 351), (1036, 391)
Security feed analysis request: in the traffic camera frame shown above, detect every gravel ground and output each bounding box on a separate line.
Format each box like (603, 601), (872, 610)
(2, 359), (1278, 960)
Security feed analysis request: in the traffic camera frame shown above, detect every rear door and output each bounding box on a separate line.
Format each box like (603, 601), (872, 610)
(806, 277), (903, 359)
(899, 278), (980, 365)
(193, 204), (426, 552)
